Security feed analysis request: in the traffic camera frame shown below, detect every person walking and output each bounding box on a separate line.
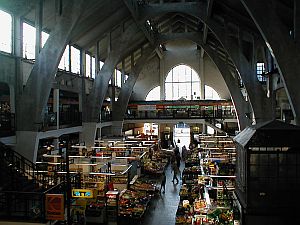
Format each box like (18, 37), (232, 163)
(172, 163), (179, 184)
(160, 171), (167, 193)
(182, 145), (187, 161)
(176, 153), (181, 169)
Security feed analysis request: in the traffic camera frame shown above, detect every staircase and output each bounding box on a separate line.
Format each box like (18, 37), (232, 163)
(0, 142), (71, 222)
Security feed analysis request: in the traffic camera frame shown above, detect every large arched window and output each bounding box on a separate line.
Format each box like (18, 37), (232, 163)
(205, 85), (220, 100)
(146, 86), (160, 101)
(165, 65), (200, 100)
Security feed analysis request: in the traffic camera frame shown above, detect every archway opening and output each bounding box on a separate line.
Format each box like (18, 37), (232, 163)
(173, 122), (190, 151)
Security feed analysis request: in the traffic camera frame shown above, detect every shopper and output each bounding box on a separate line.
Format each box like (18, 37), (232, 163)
(172, 162), (179, 184)
(182, 145), (187, 161)
(176, 153), (181, 169)
(160, 171), (167, 193)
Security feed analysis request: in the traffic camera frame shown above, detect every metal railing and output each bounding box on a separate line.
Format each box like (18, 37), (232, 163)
(0, 142), (80, 222)
(0, 143), (54, 189)
(41, 111), (82, 131)
(124, 108), (236, 120)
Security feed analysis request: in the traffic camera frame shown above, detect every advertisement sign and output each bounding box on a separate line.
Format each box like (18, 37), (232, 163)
(45, 194), (64, 221)
(72, 189), (94, 198)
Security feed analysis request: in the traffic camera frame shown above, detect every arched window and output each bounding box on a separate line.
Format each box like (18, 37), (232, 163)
(146, 86), (160, 101)
(205, 85), (220, 100)
(165, 65), (200, 100)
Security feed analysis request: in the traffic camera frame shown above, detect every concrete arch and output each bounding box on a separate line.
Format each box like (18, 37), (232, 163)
(241, 0), (300, 124)
(158, 33), (251, 129)
(139, 2), (272, 123)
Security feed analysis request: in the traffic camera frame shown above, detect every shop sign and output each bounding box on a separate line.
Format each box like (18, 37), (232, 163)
(137, 105), (156, 111)
(72, 189), (94, 198)
(45, 194), (64, 221)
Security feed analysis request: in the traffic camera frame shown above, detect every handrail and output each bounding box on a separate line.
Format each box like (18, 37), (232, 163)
(0, 142), (55, 189)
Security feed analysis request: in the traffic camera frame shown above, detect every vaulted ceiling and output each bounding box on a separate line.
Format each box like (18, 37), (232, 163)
(0, 0), (294, 74)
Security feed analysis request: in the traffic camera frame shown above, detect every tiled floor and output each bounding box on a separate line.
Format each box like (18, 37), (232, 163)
(142, 161), (184, 225)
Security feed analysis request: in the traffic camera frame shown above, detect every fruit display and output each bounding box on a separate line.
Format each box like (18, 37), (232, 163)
(143, 161), (165, 174)
(118, 189), (151, 218)
(131, 181), (156, 192)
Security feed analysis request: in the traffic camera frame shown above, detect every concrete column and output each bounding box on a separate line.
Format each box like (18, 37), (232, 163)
(159, 57), (165, 100)
(35, 0), (43, 57)
(202, 123), (207, 134)
(53, 138), (59, 151)
(81, 122), (97, 150)
(121, 59), (125, 85)
(111, 70), (116, 111)
(111, 121), (124, 136)
(9, 85), (16, 114)
(95, 41), (100, 74)
(13, 16), (22, 57)
(200, 54), (205, 99)
(53, 89), (60, 129)
(16, 131), (39, 162)
(81, 49), (86, 77)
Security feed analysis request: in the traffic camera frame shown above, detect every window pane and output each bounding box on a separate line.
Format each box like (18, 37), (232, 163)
(41, 31), (49, 48)
(0, 10), (12, 53)
(116, 70), (122, 87)
(59, 45), (69, 71)
(146, 86), (160, 101)
(205, 85), (220, 100)
(71, 46), (80, 74)
(192, 82), (200, 99)
(91, 57), (96, 78)
(100, 61), (104, 70)
(165, 83), (173, 100)
(23, 22), (36, 59)
(164, 65), (201, 100)
(85, 54), (91, 77)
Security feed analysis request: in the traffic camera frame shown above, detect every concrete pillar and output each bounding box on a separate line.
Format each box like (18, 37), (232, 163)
(111, 121), (124, 136)
(16, 131), (39, 162)
(121, 59), (125, 86)
(9, 85), (15, 114)
(81, 49), (86, 77)
(13, 16), (22, 57)
(35, 0), (43, 57)
(81, 122), (97, 150)
(200, 54), (205, 99)
(95, 41), (100, 74)
(202, 123), (207, 134)
(159, 57), (165, 100)
(53, 138), (59, 151)
(53, 89), (59, 129)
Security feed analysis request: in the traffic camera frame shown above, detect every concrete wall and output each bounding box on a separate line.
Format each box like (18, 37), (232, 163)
(132, 56), (160, 101)
(132, 40), (230, 101)
(0, 54), (16, 85)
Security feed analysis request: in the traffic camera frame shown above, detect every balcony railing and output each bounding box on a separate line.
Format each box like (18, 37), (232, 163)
(124, 108), (236, 120)
(41, 111), (82, 131)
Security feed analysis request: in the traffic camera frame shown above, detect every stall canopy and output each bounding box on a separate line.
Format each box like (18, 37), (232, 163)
(233, 120), (300, 147)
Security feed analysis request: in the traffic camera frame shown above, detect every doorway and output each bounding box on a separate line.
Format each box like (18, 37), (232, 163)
(173, 123), (190, 150)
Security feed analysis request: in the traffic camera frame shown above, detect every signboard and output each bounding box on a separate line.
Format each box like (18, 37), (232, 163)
(137, 105), (156, 111)
(72, 189), (94, 198)
(45, 194), (64, 221)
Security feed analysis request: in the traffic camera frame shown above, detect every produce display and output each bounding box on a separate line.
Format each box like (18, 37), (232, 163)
(118, 189), (151, 218)
(176, 135), (237, 225)
(143, 160), (165, 174)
